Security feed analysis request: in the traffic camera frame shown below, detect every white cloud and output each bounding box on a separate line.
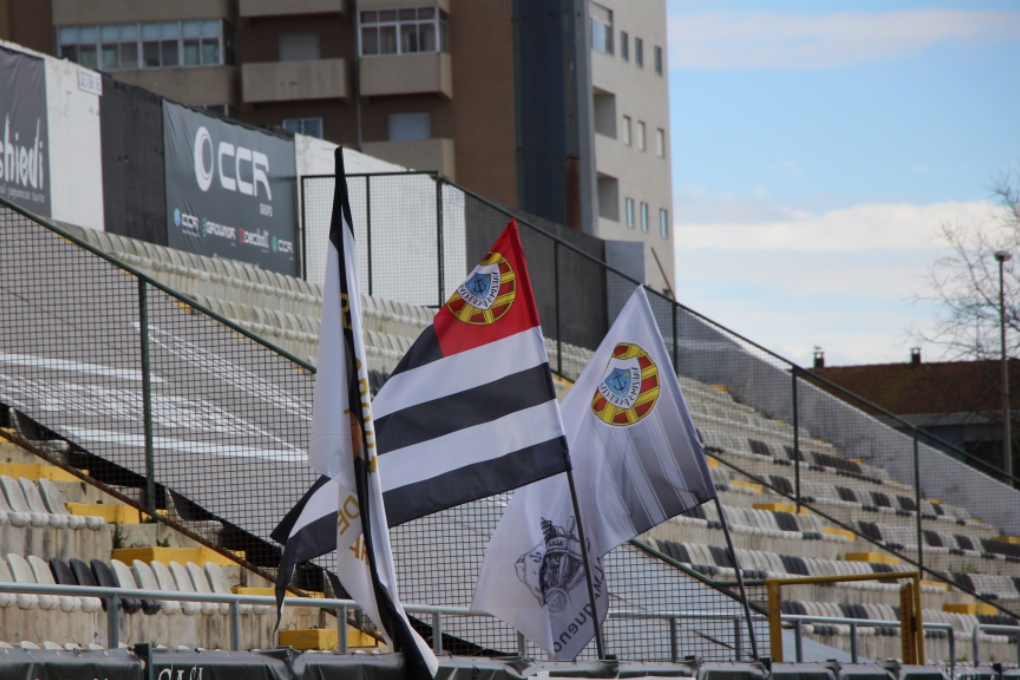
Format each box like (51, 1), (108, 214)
(676, 197), (1004, 251)
(669, 10), (1020, 70)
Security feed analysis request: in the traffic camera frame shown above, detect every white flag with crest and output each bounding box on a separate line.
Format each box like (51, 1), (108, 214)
(472, 286), (717, 659)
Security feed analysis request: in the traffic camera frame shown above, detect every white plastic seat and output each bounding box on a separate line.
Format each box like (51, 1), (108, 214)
(42, 641), (63, 650)
(7, 554), (47, 610)
(186, 562), (226, 615)
(132, 560), (180, 615)
(152, 561), (198, 616)
(0, 641), (14, 648)
(19, 479), (67, 529)
(168, 562), (208, 615)
(19, 641), (41, 650)
(204, 562), (251, 614)
(38, 479), (104, 530)
(0, 477), (40, 530)
(28, 555), (80, 612)
(0, 558), (17, 609)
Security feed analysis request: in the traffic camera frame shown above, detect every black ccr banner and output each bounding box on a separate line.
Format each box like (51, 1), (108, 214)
(162, 101), (298, 276)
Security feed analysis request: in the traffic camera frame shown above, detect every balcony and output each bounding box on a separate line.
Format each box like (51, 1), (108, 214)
(358, 0), (449, 10)
(239, 0), (346, 18)
(53, 0), (232, 25)
(360, 53), (452, 99)
(242, 59), (349, 104)
(113, 66), (239, 108)
(361, 138), (455, 180)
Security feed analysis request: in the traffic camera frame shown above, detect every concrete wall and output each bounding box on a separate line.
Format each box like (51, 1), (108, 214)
(672, 306), (1020, 536)
(52, 0), (233, 25)
(43, 51), (104, 231)
(112, 66), (239, 110)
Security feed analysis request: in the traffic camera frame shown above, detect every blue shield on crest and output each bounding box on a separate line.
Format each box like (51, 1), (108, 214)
(603, 368), (632, 397)
(465, 272), (493, 298)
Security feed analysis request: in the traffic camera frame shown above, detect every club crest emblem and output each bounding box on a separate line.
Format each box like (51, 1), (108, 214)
(515, 517), (586, 613)
(446, 250), (517, 325)
(591, 343), (660, 426)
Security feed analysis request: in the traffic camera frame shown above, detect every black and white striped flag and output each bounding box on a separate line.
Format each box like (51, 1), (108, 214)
(275, 149), (437, 678)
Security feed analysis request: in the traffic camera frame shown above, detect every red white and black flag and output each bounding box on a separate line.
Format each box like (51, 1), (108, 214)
(274, 149), (437, 679)
(274, 218), (572, 601)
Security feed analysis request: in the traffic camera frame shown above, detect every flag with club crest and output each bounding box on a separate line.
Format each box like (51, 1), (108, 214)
(472, 286), (717, 660)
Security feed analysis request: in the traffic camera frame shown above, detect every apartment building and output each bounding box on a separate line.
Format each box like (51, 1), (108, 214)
(0, 0), (673, 293)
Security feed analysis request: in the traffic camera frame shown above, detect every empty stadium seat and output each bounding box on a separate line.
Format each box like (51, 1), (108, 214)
(28, 555), (79, 612)
(0, 479), (33, 527)
(6, 554), (45, 610)
(19, 479), (67, 529)
(0, 558), (17, 609)
(1, 476), (49, 527)
(132, 560), (181, 615)
(110, 559), (159, 615)
(85, 558), (142, 614)
(168, 561), (209, 615)
(50, 558), (101, 612)
(204, 562), (251, 615)
(38, 479), (104, 529)
(186, 561), (226, 615)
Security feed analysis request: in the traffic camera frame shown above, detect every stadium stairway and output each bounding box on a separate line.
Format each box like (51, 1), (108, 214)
(29, 225), (1020, 663)
(0, 433), (334, 650)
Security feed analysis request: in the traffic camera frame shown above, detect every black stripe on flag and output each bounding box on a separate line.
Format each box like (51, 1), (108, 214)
(383, 436), (570, 526)
(388, 324), (443, 379)
(270, 474), (330, 545)
(375, 363), (556, 454)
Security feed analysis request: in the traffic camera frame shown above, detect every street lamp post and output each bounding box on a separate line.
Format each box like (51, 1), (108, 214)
(994, 250), (1013, 481)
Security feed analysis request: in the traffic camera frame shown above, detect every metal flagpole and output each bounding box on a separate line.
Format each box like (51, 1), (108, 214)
(715, 496), (759, 660)
(565, 468), (606, 659)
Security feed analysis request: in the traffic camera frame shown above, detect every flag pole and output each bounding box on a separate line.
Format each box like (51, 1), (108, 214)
(566, 468), (606, 659)
(715, 497), (758, 660)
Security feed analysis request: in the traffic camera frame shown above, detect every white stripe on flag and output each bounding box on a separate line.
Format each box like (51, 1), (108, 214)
(290, 477), (340, 537)
(379, 399), (563, 491)
(372, 327), (549, 419)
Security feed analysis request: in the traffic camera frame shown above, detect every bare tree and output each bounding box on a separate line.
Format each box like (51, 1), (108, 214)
(912, 170), (1020, 361)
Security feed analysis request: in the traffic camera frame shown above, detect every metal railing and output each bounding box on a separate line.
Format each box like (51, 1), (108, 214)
(782, 614), (956, 669)
(0, 581), (763, 660)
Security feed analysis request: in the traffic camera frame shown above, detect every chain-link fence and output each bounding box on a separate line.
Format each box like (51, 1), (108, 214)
(0, 196), (766, 660)
(301, 173), (1020, 627)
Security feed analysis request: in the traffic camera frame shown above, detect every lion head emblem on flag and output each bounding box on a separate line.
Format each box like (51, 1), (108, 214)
(515, 516), (586, 613)
(446, 251), (517, 325)
(591, 343), (660, 426)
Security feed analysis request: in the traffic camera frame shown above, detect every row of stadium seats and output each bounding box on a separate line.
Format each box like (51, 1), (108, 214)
(0, 475), (105, 530)
(0, 553), (268, 616)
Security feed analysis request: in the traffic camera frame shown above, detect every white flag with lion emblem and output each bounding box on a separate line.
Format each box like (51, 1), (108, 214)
(472, 286), (717, 659)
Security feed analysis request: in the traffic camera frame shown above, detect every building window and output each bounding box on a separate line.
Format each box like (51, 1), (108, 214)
(660, 209), (668, 238)
(389, 112), (430, 141)
(635, 38), (644, 68)
(58, 20), (231, 71)
(656, 128), (665, 158)
(637, 121), (646, 151)
(620, 32), (629, 62)
(641, 202), (649, 232)
(283, 118), (324, 138)
(622, 116), (631, 146)
(625, 198), (635, 229)
(360, 8), (448, 56)
(590, 3), (613, 54)
(279, 31), (320, 61)
(654, 45), (663, 75)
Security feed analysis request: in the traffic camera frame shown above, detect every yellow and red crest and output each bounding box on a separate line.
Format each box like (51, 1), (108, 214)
(590, 343), (660, 426)
(446, 251), (517, 325)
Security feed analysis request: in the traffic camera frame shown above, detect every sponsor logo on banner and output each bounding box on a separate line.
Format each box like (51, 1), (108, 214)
(591, 343), (660, 426)
(447, 251), (517, 325)
(0, 47), (50, 217)
(163, 101), (297, 275)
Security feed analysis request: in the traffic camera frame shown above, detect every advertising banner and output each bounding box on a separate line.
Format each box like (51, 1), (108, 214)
(0, 46), (50, 217)
(163, 101), (298, 276)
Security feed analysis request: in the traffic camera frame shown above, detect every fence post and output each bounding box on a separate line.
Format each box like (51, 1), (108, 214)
(794, 620), (803, 662)
(366, 175), (373, 296)
(517, 632), (526, 657)
(792, 367), (801, 511)
(138, 279), (156, 516)
(107, 593), (119, 648)
(733, 617), (742, 660)
(299, 177), (307, 280)
(554, 241), (562, 376)
(432, 611), (443, 655)
(436, 174), (444, 307)
(669, 617), (678, 662)
(230, 600), (241, 650)
(849, 621), (858, 663)
(913, 432), (923, 574)
(338, 604), (348, 653)
(672, 302), (678, 372)
(971, 625), (980, 666)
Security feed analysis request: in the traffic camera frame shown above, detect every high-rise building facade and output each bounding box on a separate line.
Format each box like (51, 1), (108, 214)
(0, 0), (673, 292)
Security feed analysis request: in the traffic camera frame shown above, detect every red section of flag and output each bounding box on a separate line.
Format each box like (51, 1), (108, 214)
(433, 219), (542, 357)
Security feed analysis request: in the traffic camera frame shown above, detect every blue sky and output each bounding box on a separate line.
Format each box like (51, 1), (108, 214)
(667, 0), (1020, 366)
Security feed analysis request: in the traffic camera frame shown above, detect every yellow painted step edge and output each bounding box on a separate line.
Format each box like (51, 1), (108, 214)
(112, 546), (246, 567)
(844, 552), (901, 566)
